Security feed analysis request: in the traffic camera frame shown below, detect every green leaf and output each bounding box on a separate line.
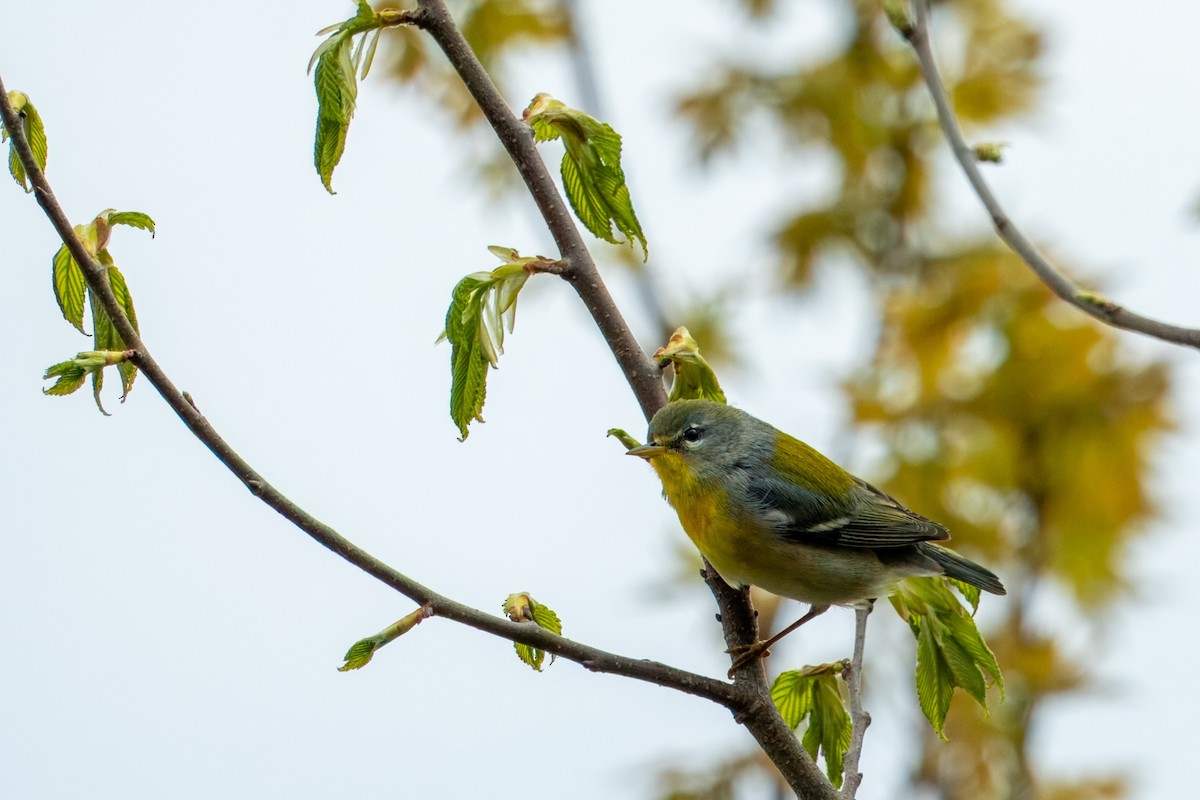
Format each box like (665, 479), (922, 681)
(914, 619), (954, 740)
(309, 0), (383, 193)
(770, 665), (851, 787)
(654, 326), (727, 404)
(892, 577), (1004, 737)
(313, 33), (359, 193)
(338, 606), (431, 672)
(52, 244), (87, 334)
(801, 677), (852, 788)
(440, 249), (540, 440)
(503, 592), (563, 672)
(105, 266), (140, 399)
(770, 669), (814, 730)
(42, 360), (88, 397)
(106, 211), (156, 237)
(4, 91), (47, 192)
(442, 275), (491, 440)
(42, 350), (131, 408)
(522, 93), (647, 259)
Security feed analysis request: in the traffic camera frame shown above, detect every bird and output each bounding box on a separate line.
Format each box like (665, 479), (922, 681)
(627, 399), (1005, 673)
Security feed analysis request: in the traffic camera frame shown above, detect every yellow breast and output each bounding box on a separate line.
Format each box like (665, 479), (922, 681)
(650, 452), (919, 605)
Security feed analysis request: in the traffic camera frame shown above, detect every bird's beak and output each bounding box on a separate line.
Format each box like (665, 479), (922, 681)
(627, 443), (666, 460)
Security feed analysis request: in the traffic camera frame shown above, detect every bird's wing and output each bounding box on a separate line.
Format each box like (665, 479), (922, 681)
(745, 474), (949, 549)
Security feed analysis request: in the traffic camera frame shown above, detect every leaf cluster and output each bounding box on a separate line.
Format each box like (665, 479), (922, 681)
(310, 0), (394, 192)
(503, 592), (563, 671)
(46, 209), (155, 413)
(3, 91), (47, 192)
(438, 247), (547, 439)
(523, 93), (647, 258)
(770, 664), (852, 787)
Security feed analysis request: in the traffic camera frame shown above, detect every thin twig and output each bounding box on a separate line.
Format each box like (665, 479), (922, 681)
(840, 602), (873, 799)
(0, 74), (735, 711)
(906, 0), (1200, 350)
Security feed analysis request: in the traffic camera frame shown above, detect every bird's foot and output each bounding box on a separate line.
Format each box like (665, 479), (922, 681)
(725, 641), (771, 678)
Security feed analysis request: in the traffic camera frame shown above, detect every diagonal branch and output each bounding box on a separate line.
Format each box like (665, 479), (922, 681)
(0, 73), (735, 712)
(904, 0), (1200, 350)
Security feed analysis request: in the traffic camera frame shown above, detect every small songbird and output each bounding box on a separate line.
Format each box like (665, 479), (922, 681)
(627, 399), (1004, 670)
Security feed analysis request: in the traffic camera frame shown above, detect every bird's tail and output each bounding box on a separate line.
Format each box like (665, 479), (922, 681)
(921, 544), (1006, 595)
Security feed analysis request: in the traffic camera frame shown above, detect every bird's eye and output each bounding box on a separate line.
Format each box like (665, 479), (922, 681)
(683, 426), (703, 443)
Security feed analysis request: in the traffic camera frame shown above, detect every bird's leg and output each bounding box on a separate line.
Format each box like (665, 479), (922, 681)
(726, 603), (831, 677)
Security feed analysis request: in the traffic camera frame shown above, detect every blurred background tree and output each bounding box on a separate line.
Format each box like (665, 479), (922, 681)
(372, 1), (1172, 798)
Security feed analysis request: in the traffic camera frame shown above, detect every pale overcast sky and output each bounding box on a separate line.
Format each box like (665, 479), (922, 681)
(3, 2), (1198, 798)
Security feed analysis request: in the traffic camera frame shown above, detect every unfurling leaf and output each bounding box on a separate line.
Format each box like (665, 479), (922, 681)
(522, 93), (647, 259)
(43, 350), (134, 411)
(45, 209), (152, 411)
(770, 664), (852, 788)
(973, 142), (1007, 163)
(655, 326), (727, 404)
(3, 91), (48, 192)
(606, 428), (642, 450)
(503, 592), (562, 672)
(310, 0), (386, 193)
(440, 248), (547, 440)
(106, 210), (156, 236)
(338, 606), (432, 672)
(890, 577), (1004, 738)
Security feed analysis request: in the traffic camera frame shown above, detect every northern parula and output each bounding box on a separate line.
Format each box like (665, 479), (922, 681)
(628, 399), (1005, 667)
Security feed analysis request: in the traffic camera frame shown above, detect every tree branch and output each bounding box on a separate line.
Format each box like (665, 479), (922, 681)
(405, 4), (844, 796)
(3, 10), (838, 794)
(905, 0), (1200, 350)
(410, 0), (668, 419)
(0, 72), (736, 712)
(840, 603), (873, 799)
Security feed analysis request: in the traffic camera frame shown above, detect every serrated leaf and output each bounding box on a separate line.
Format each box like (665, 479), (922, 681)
(42, 360), (87, 396)
(106, 211), (156, 237)
(513, 642), (545, 671)
(4, 92), (47, 192)
(770, 668), (850, 787)
(339, 637), (380, 671)
(530, 602), (562, 636)
(443, 276), (490, 440)
(915, 619), (954, 740)
(523, 94), (647, 258)
(892, 577), (1003, 736)
(105, 266), (139, 399)
(948, 578), (982, 614)
(503, 592), (562, 672)
(560, 150), (616, 244)
(770, 670), (814, 729)
(313, 32), (358, 193)
(337, 606), (431, 672)
(52, 244), (87, 334)
(440, 252), (537, 440)
(801, 676), (852, 788)
(42, 350), (129, 407)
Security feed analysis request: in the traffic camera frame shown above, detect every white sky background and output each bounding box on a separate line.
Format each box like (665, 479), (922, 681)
(2, 1), (1198, 798)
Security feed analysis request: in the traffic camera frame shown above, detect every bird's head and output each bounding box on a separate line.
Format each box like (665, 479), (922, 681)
(627, 399), (769, 484)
